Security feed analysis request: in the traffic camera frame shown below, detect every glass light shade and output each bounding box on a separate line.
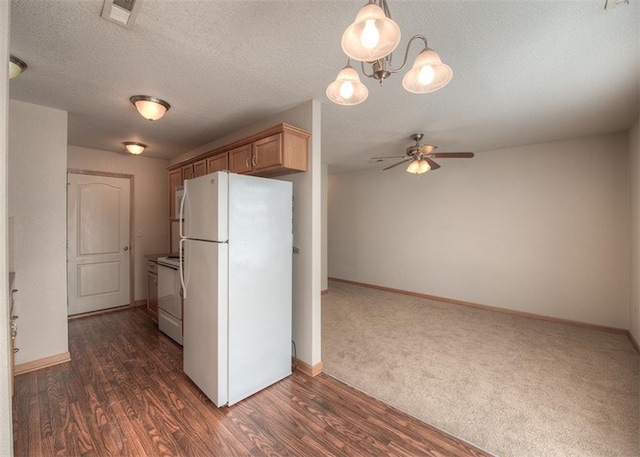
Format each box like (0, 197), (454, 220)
(123, 142), (147, 155)
(418, 159), (431, 174)
(341, 3), (401, 62)
(326, 66), (369, 106)
(402, 48), (453, 94)
(406, 159), (420, 174)
(130, 95), (171, 121)
(9, 55), (27, 79)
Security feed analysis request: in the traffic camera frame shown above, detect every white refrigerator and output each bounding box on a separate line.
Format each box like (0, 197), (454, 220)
(179, 171), (292, 407)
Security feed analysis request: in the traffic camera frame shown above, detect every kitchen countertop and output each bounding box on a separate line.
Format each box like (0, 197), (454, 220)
(146, 253), (173, 263)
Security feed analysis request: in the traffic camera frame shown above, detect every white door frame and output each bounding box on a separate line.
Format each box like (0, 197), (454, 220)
(67, 168), (135, 314)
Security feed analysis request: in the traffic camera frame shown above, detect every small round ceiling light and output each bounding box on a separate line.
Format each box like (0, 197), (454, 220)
(123, 142), (147, 155)
(9, 55), (28, 79)
(129, 95), (171, 121)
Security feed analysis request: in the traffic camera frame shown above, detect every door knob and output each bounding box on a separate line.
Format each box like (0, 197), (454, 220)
(124, 246), (129, 251)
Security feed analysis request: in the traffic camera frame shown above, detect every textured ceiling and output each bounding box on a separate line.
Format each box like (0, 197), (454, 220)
(8, 0), (639, 173)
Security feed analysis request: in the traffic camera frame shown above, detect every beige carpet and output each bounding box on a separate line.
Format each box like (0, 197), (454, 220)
(322, 281), (640, 457)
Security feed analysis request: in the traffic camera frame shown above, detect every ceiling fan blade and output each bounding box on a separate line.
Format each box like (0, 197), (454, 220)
(371, 155), (406, 160)
(430, 152), (475, 158)
(419, 144), (437, 154)
(425, 158), (441, 170)
(383, 159), (411, 171)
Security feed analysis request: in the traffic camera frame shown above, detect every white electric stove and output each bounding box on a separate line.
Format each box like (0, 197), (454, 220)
(156, 256), (182, 344)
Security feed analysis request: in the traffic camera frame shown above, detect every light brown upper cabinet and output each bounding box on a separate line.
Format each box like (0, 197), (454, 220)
(182, 159), (207, 181)
(207, 152), (229, 173)
(168, 168), (182, 219)
(227, 127), (309, 177)
(228, 144), (253, 174)
(167, 123), (309, 219)
(253, 134), (283, 172)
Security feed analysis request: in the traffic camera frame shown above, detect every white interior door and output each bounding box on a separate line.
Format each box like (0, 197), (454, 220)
(67, 172), (131, 315)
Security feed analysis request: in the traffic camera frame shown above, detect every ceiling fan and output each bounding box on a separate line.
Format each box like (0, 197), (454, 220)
(372, 133), (474, 174)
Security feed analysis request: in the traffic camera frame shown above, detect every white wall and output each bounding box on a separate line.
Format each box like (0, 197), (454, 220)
(629, 118), (640, 342)
(67, 146), (170, 302)
(9, 100), (69, 364)
(172, 100), (323, 367)
(321, 163), (328, 292)
(0, 1), (13, 454)
(329, 133), (630, 329)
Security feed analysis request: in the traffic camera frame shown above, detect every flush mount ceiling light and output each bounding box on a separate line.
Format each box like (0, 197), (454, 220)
(123, 141), (147, 155)
(9, 55), (28, 79)
(327, 0), (453, 105)
(129, 95), (171, 121)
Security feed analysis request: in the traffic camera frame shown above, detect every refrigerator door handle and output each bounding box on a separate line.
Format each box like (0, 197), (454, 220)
(179, 238), (187, 299)
(179, 182), (187, 239)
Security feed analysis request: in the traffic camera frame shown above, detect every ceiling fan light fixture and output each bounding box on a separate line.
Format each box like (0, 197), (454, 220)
(9, 55), (28, 79)
(406, 159), (420, 174)
(341, 2), (401, 62)
(402, 48), (452, 94)
(374, 133), (473, 174)
(418, 159), (431, 173)
(123, 141), (147, 155)
(129, 95), (171, 121)
(326, 63), (369, 105)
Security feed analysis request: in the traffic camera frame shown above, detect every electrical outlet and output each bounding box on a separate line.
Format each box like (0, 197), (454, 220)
(136, 230), (142, 237)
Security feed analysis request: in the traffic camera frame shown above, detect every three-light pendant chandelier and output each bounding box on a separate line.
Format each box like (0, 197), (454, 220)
(326, 0), (453, 105)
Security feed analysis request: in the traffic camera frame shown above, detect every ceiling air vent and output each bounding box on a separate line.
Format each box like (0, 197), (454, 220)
(100, 0), (143, 28)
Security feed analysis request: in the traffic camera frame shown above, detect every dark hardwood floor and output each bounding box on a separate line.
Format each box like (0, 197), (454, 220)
(12, 306), (491, 456)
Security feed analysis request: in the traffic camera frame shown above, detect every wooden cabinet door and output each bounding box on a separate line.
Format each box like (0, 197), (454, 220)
(207, 153), (229, 173)
(147, 271), (158, 320)
(228, 144), (253, 174)
(193, 159), (207, 178)
(168, 169), (182, 219)
(181, 164), (194, 182)
(253, 133), (283, 171)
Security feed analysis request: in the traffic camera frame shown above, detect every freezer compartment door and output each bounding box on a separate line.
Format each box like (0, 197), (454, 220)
(183, 171), (228, 242)
(182, 239), (229, 407)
